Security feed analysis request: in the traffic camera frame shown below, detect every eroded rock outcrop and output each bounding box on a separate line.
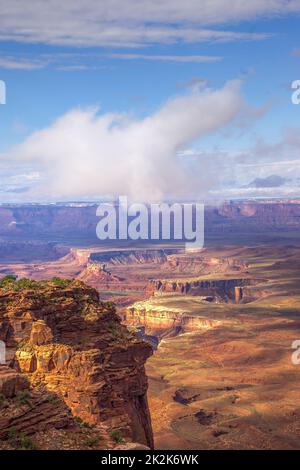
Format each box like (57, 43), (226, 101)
(0, 279), (154, 448)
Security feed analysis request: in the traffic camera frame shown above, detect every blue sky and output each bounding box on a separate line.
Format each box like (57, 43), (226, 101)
(0, 1), (300, 201)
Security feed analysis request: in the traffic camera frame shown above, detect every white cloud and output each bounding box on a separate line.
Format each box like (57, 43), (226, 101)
(108, 53), (222, 63)
(0, 52), (221, 71)
(56, 64), (89, 71)
(0, 56), (47, 70)
(0, 0), (294, 47)
(0, 26), (270, 48)
(3, 80), (243, 202)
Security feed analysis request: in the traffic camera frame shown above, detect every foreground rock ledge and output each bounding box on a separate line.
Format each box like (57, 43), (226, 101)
(0, 278), (154, 449)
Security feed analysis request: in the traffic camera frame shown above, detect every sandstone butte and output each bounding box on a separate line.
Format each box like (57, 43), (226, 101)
(0, 278), (153, 450)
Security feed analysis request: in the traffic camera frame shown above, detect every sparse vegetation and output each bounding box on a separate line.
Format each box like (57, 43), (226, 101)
(15, 278), (38, 290)
(0, 276), (39, 292)
(0, 276), (73, 293)
(50, 277), (72, 288)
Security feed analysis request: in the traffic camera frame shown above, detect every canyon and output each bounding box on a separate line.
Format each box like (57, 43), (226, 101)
(1, 200), (300, 449)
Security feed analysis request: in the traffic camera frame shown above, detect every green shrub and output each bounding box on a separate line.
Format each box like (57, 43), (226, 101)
(74, 416), (83, 425)
(46, 394), (60, 406)
(74, 416), (92, 428)
(7, 427), (18, 448)
(103, 301), (115, 309)
(84, 436), (100, 447)
(8, 428), (37, 450)
(16, 278), (37, 290)
(109, 428), (125, 444)
(19, 433), (37, 450)
(0, 275), (17, 289)
(1, 274), (17, 282)
(16, 389), (31, 406)
(108, 324), (118, 337)
(0, 393), (6, 407)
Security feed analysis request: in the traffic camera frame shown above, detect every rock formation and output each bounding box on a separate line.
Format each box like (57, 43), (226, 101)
(125, 301), (220, 335)
(0, 278), (154, 449)
(77, 262), (124, 289)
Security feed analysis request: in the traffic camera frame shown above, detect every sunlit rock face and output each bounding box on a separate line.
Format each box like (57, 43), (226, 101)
(125, 300), (221, 335)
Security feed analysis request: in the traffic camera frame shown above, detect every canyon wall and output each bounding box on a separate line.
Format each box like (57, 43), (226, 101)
(146, 278), (253, 301)
(0, 201), (300, 243)
(90, 249), (171, 265)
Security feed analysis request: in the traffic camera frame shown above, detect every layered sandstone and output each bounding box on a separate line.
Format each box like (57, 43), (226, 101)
(90, 249), (171, 266)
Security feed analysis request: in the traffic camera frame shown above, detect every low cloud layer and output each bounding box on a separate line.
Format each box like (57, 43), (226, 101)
(4, 81), (243, 202)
